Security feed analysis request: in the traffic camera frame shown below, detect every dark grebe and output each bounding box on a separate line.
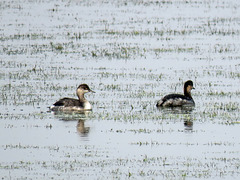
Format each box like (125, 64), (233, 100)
(156, 80), (195, 107)
(50, 84), (95, 111)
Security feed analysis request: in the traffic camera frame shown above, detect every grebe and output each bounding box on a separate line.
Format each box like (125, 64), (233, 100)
(156, 80), (195, 107)
(50, 84), (95, 111)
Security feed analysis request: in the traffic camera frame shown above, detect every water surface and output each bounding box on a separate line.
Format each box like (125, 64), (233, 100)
(1, 0), (240, 179)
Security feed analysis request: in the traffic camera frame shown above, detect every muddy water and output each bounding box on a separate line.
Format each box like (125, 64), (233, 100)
(1, 0), (240, 179)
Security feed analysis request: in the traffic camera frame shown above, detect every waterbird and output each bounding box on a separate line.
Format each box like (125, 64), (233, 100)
(156, 80), (195, 107)
(50, 84), (95, 111)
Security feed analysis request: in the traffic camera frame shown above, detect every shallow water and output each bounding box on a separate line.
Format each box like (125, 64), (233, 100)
(1, 0), (240, 179)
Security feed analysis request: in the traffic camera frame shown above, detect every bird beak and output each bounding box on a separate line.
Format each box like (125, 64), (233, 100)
(192, 86), (195, 89)
(90, 90), (96, 93)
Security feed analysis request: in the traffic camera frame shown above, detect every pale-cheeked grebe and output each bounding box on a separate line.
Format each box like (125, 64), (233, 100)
(50, 84), (95, 111)
(156, 80), (195, 107)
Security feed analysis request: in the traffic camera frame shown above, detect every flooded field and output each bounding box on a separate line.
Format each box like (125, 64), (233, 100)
(1, 0), (240, 179)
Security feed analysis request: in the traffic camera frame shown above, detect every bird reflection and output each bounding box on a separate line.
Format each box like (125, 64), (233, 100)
(51, 110), (91, 138)
(157, 105), (195, 114)
(157, 105), (194, 132)
(184, 120), (193, 131)
(52, 110), (91, 121)
(77, 119), (90, 136)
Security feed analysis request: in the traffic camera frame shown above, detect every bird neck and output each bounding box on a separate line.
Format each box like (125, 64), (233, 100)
(77, 92), (86, 102)
(184, 88), (192, 99)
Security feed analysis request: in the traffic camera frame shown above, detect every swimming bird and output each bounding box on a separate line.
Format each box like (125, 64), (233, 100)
(50, 84), (95, 111)
(156, 80), (195, 107)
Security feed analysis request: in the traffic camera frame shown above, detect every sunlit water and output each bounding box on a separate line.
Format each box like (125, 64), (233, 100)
(1, 0), (240, 179)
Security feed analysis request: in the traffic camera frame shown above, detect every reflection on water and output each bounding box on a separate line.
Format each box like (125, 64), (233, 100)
(184, 120), (193, 131)
(157, 105), (195, 114)
(77, 119), (90, 136)
(52, 110), (91, 138)
(52, 110), (91, 121)
(157, 106), (194, 131)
